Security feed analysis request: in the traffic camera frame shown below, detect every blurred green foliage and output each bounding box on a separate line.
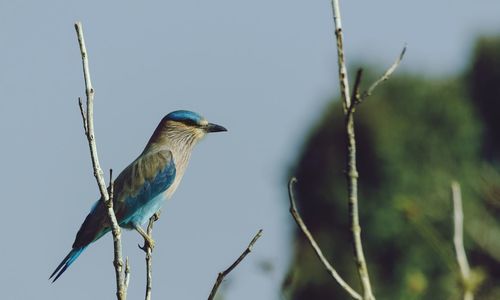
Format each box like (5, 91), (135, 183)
(285, 36), (500, 299)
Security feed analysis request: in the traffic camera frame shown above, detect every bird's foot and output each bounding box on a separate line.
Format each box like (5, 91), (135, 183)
(153, 211), (161, 221)
(138, 236), (155, 252)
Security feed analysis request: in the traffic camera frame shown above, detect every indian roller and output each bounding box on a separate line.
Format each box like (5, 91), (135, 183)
(50, 110), (226, 282)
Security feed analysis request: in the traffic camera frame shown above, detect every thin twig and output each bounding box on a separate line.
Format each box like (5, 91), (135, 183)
(360, 45), (407, 101)
(142, 212), (160, 300)
(208, 229), (263, 300)
(451, 182), (474, 300)
(124, 257), (131, 290)
(288, 177), (362, 300)
(351, 69), (364, 104)
(109, 169), (114, 196)
(74, 21), (127, 300)
(348, 69), (364, 117)
(78, 97), (88, 134)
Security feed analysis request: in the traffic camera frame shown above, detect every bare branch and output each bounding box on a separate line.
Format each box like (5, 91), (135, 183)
(329, 3), (375, 298)
(288, 178), (362, 300)
(360, 45), (407, 101)
(345, 94), (374, 300)
(208, 229), (263, 300)
(74, 21), (127, 300)
(328, 4), (408, 300)
(330, 0), (351, 113)
(142, 212), (160, 300)
(451, 182), (474, 300)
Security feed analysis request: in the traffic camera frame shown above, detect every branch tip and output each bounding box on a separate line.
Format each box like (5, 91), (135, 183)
(207, 229), (263, 300)
(361, 44), (407, 101)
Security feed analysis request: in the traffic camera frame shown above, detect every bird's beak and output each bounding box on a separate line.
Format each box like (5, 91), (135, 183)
(205, 123), (227, 133)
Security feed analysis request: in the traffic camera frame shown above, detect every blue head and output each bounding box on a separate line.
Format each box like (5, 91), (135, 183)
(163, 110), (227, 133)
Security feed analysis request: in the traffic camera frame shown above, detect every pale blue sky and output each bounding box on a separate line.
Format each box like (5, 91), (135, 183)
(1, 1), (499, 299)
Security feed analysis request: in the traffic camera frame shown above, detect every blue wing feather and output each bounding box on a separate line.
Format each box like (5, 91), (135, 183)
(119, 154), (176, 227)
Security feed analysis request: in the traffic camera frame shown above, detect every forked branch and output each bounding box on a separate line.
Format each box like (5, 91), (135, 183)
(329, 1), (406, 299)
(330, 1), (374, 298)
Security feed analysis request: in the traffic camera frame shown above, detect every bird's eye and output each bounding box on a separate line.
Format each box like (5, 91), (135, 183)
(182, 119), (199, 127)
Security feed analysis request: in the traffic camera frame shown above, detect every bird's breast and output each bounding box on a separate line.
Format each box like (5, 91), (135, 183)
(163, 175), (182, 199)
(163, 151), (190, 199)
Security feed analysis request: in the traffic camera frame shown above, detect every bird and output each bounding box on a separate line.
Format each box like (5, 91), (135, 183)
(50, 110), (227, 282)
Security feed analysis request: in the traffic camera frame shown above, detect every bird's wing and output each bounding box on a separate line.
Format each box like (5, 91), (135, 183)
(72, 149), (175, 248)
(113, 149), (176, 220)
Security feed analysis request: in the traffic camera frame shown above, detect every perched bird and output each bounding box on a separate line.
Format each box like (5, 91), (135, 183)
(50, 110), (226, 282)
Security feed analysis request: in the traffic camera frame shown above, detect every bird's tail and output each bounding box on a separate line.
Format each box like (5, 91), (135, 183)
(49, 246), (87, 282)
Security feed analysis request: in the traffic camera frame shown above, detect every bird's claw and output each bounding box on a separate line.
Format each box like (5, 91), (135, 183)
(153, 211), (161, 221)
(138, 237), (155, 252)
